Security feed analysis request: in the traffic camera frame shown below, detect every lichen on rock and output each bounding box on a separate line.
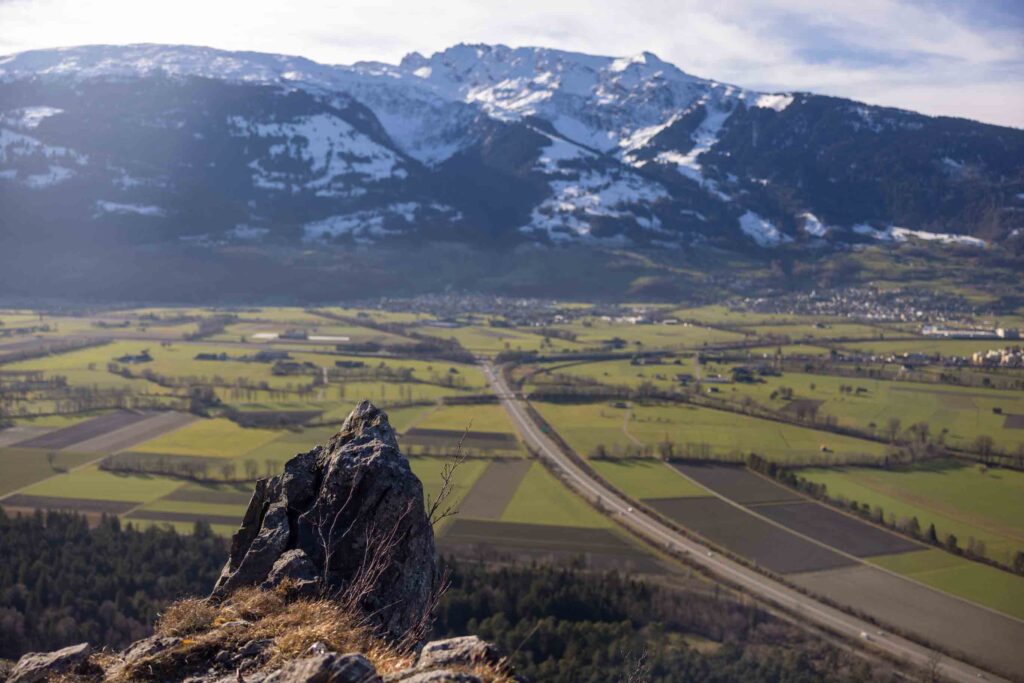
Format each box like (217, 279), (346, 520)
(212, 401), (440, 642)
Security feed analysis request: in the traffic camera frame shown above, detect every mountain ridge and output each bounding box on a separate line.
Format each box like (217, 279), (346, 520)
(1, 42), (1022, 253)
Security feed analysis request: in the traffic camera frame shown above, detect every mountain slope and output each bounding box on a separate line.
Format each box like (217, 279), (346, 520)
(1, 42), (1022, 252)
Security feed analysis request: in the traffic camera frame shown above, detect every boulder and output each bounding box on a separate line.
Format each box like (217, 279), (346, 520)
(122, 635), (182, 665)
(213, 401), (440, 642)
(7, 642), (92, 683)
(390, 672), (482, 683)
(265, 653), (380, 683)
(416, 637), (501, 671)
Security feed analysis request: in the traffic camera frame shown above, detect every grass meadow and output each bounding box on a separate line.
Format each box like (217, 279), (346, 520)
(798, 460), (1024, 566)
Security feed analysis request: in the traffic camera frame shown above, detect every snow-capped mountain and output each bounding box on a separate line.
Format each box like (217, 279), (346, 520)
(1, 43), (1022, 252)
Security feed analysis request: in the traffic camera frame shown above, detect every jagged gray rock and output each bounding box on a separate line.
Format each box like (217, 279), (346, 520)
(7, 642), (92, 683)
(263, 548), (318, 596)
(415, 637), (501, 671)
(264, 652), (380, 683)
(122, 635), (181, 665)
(213, 401), (440, 642)
(390, 672), (482, 683)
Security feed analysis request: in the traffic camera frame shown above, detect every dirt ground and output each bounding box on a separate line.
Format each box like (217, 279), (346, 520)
(124, 509), (243, 527)
(671, 463), (802, 504)
(404, 428), (519, 450)
(1, 493), (139, 514)
(457, 460), (532, 519)
(439, 518), (669, 574)
(163, 487), (255, 506)
(66, 411), (198, 453)
(647, 496), (854, 574)
(753, 501), (924, 557)
(12, 411), (153, 450)
(792, 564), (1024, 678)
(0, 425), (53, 447)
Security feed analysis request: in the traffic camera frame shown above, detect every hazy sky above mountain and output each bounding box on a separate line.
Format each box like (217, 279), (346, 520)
(1, 0), (1021, 128)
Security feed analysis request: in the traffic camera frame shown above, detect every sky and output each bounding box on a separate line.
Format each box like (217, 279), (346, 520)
(1, 0), (1022, 128)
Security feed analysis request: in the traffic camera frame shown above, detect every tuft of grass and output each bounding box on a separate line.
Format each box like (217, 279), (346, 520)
(155, 597), (217, 636)
(113, 583), (516, 682)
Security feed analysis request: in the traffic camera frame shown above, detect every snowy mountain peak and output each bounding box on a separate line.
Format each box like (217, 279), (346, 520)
(1, 42), (1018, 252)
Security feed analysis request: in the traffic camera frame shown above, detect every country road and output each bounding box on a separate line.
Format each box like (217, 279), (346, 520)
(482, 363), (1013, 683)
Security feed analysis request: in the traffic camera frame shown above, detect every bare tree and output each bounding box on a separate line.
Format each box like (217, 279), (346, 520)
(921, 651), (942, 683)
(426, 423), (470, 527)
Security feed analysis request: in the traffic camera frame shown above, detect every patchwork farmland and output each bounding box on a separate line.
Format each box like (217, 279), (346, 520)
(3, 301), (1024, 680)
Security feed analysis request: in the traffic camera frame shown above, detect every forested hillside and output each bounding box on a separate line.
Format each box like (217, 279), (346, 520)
(0, 510), (893, 682)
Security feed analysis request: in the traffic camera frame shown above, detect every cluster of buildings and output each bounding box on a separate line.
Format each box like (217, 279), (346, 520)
(921, 325), (1020, 340)
(733, 287), (988, 322)
(970, 346), (1024, 368)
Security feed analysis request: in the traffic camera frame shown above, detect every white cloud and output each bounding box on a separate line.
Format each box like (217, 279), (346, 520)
(0, 0), (1020, 127)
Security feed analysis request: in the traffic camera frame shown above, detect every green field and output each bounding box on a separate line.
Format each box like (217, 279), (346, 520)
(716, 369), (1024, 452)
(6, 341), (171, 393)
(738, 322), (889, 341)
(841, 338), (1016, 357)
(798, 460), (1024, 566)
(671, 305), (826, 327)
(410, 456), (490, 518)
(132, 418), (279, 458)
(534, 357), (694, 392)
(500, 462), (611, 528)
(549, 319), (745, 350)
(20, 464), (184, 502)
(871, 549), (1024, 620)
(743, 344), (832, 357)
(535, 401), (888, 464)
(414, 403), (517, 434)
(417, 324), (586, 355)
(0, 448), (98, 495)
(590, 459), (710, 500)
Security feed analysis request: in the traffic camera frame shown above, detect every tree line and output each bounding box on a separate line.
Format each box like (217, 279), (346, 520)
(0, 509), (900, 682)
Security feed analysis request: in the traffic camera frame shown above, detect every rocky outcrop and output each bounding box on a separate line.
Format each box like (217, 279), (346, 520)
(264, 652), (379, 683)
(2, 402), (515, 683)
(212, 401), (440, 642)
(6, 643), (92, 683)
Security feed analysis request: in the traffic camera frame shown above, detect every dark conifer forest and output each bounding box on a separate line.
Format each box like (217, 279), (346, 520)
(0, 510), (894, 682)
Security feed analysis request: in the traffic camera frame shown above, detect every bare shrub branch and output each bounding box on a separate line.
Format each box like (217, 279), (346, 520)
(426, 421), (471, 526)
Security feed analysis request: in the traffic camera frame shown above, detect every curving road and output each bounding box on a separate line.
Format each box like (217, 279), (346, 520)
(483, 363), (1010, 683)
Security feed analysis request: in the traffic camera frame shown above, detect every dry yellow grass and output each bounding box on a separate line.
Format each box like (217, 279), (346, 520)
(155, 598), (217, 636)
(105, 583), (514, 682)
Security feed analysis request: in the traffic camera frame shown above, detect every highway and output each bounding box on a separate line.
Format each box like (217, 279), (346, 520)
(482, 363), (1009, 683)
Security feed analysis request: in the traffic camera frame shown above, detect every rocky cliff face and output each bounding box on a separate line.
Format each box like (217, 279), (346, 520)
(2, 402), (514, 683)
(211, 400), (439, 642)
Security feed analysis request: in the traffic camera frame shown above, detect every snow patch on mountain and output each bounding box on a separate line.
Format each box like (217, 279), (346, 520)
(534, 134), (597, 173)
(654, 101), (734, 183)
(94, 200), (165, 216)
(227, 114), (403, 192)
(525, 168), (668, 240)
(1, 106), (64, 129)
(304, 202), (459, 242)
(890, 226), (985, 247)
(23, 166), (75, 188)
(0, 127), (87, 187)
(852, 223), (985, 247)
(799, 212), (829, 237)
(0, 128), (85, 164)
(739, 211), (790, 246)
(751, 94), (794, 111)
(228, 224), (269, 240)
